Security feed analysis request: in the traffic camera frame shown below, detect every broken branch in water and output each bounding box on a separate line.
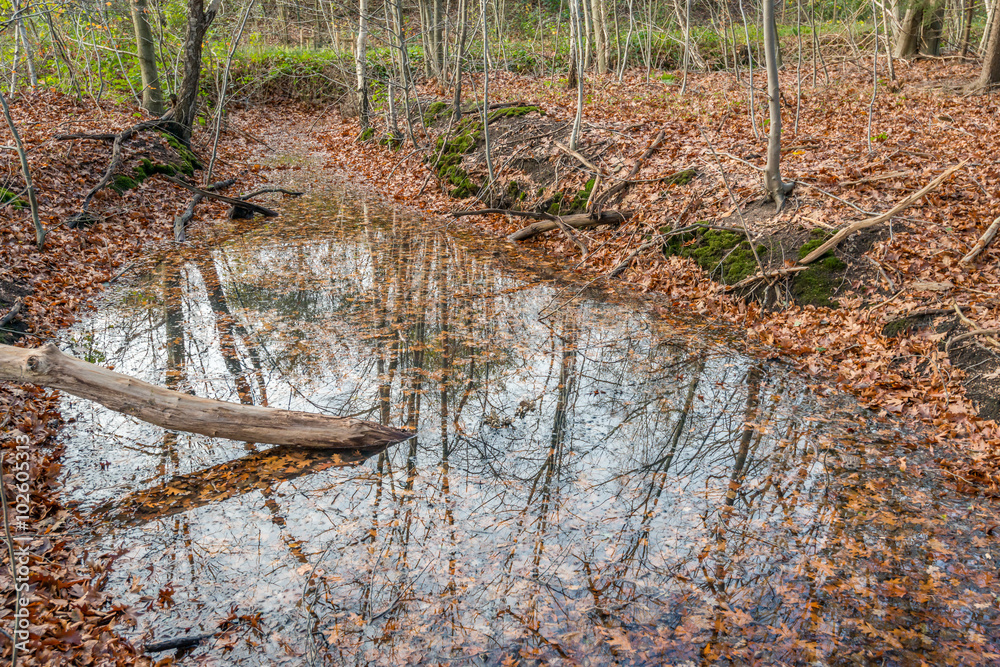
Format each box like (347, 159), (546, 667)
(162, 175), (279, 217)
(0, 343), (411, 450)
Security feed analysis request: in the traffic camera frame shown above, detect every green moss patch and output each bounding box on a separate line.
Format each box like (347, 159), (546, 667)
(428, 118), (483, 198)
(792, 255), (847, 307)
(0, 186), (27, 210)
(357, 127), (375, 142)
(111, 174), (140, 193)
(663, 227), (764, 285)
(158, 131), (202, 174)
(791, 229), (846, 308)
(424, 101), (449, 124)
(664, 168), (697, 186)
(487, 105), (541, 121)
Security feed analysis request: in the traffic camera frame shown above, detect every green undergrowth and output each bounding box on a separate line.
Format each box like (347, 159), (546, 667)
(663, 227), (765, 285)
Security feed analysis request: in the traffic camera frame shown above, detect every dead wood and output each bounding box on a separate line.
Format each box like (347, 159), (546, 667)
(239, 187), (304, 199)
(949, 303), (1000, 352)
(64, 117), (175, 228)
(452, 208), (554, 221)
(594, 130), (667, 207)
(947, 328), (1000, 353)
(0, 342), (411, 450)
(0, 298), (21, 328)
(145, 634), (214, 653)
(961, 215), (1000, 264)
(508, 211), (630, 241)
(173, 178), (237, 242)
(725, 266), (810, 291)
(553, 217), (590, 256)
(163, 175), (278, 217)
(799, 161), (967, 265)
(554, 141), (604, 175)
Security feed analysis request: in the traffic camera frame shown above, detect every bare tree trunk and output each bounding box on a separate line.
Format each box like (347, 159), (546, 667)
(132, 0), (164, 114)
(356, 0), (371, 129)
(894, 1), (924, 57)
(590, 0), (608, 74)
(0, 90), (44, 248)
(482, 0), (495, 188)
(763, 0), (792, 208)
(961, 0), (976, 55)
(175, 0), (221, 142)
(570, 0), (585, 150)
(978, 0), (1000, 86)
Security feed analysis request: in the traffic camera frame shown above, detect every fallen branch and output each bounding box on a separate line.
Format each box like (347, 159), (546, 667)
(948, 303), (1000, 352)
(799, 161), (967, 265)
(0, 342), (411, 450)
(65, 117), (172, 227)
(0, 298), (22, 328)
(452, 208), (554, 221)
(163, 175), (277, 217)
(553, 216), (590, 256)
(554, 141), (604, 175)
(144, 634), (214, 653)
(173, 178), (237, 242)
(725, 266), (810, 291)
(594, 130), (667, 207)
(239, 187), (304, 200)
(946, 328), (1000, 354)
(960, 215), (1000, 264)
(508, 211), (629, 242)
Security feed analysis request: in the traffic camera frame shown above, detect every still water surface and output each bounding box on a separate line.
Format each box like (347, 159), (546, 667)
(60, 189), (1000, 665)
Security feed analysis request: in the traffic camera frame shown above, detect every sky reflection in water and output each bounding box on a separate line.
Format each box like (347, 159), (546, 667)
(60, 190), (1000, 665)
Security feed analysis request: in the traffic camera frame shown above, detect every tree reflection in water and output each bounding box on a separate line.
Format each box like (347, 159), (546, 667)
(59, 191), (1000, 665)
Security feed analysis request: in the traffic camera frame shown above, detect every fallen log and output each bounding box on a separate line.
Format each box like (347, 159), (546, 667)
(508, 211), (629, 242)
(0, 343), (411, 450)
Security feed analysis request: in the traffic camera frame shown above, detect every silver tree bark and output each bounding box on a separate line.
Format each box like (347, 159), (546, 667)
(763, 0), (792, 208)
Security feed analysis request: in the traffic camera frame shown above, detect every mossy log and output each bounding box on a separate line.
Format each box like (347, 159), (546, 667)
(0, 343), (411, 450)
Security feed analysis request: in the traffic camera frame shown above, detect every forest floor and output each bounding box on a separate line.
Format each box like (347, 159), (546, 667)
(2, 56), (1000, 663)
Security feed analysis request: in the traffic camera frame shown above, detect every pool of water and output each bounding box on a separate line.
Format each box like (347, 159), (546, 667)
(59, 189), (1000, 665)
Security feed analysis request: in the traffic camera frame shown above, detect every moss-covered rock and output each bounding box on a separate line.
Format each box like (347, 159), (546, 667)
(663, 227), (764, 285)
(424, 100), (449, 124)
